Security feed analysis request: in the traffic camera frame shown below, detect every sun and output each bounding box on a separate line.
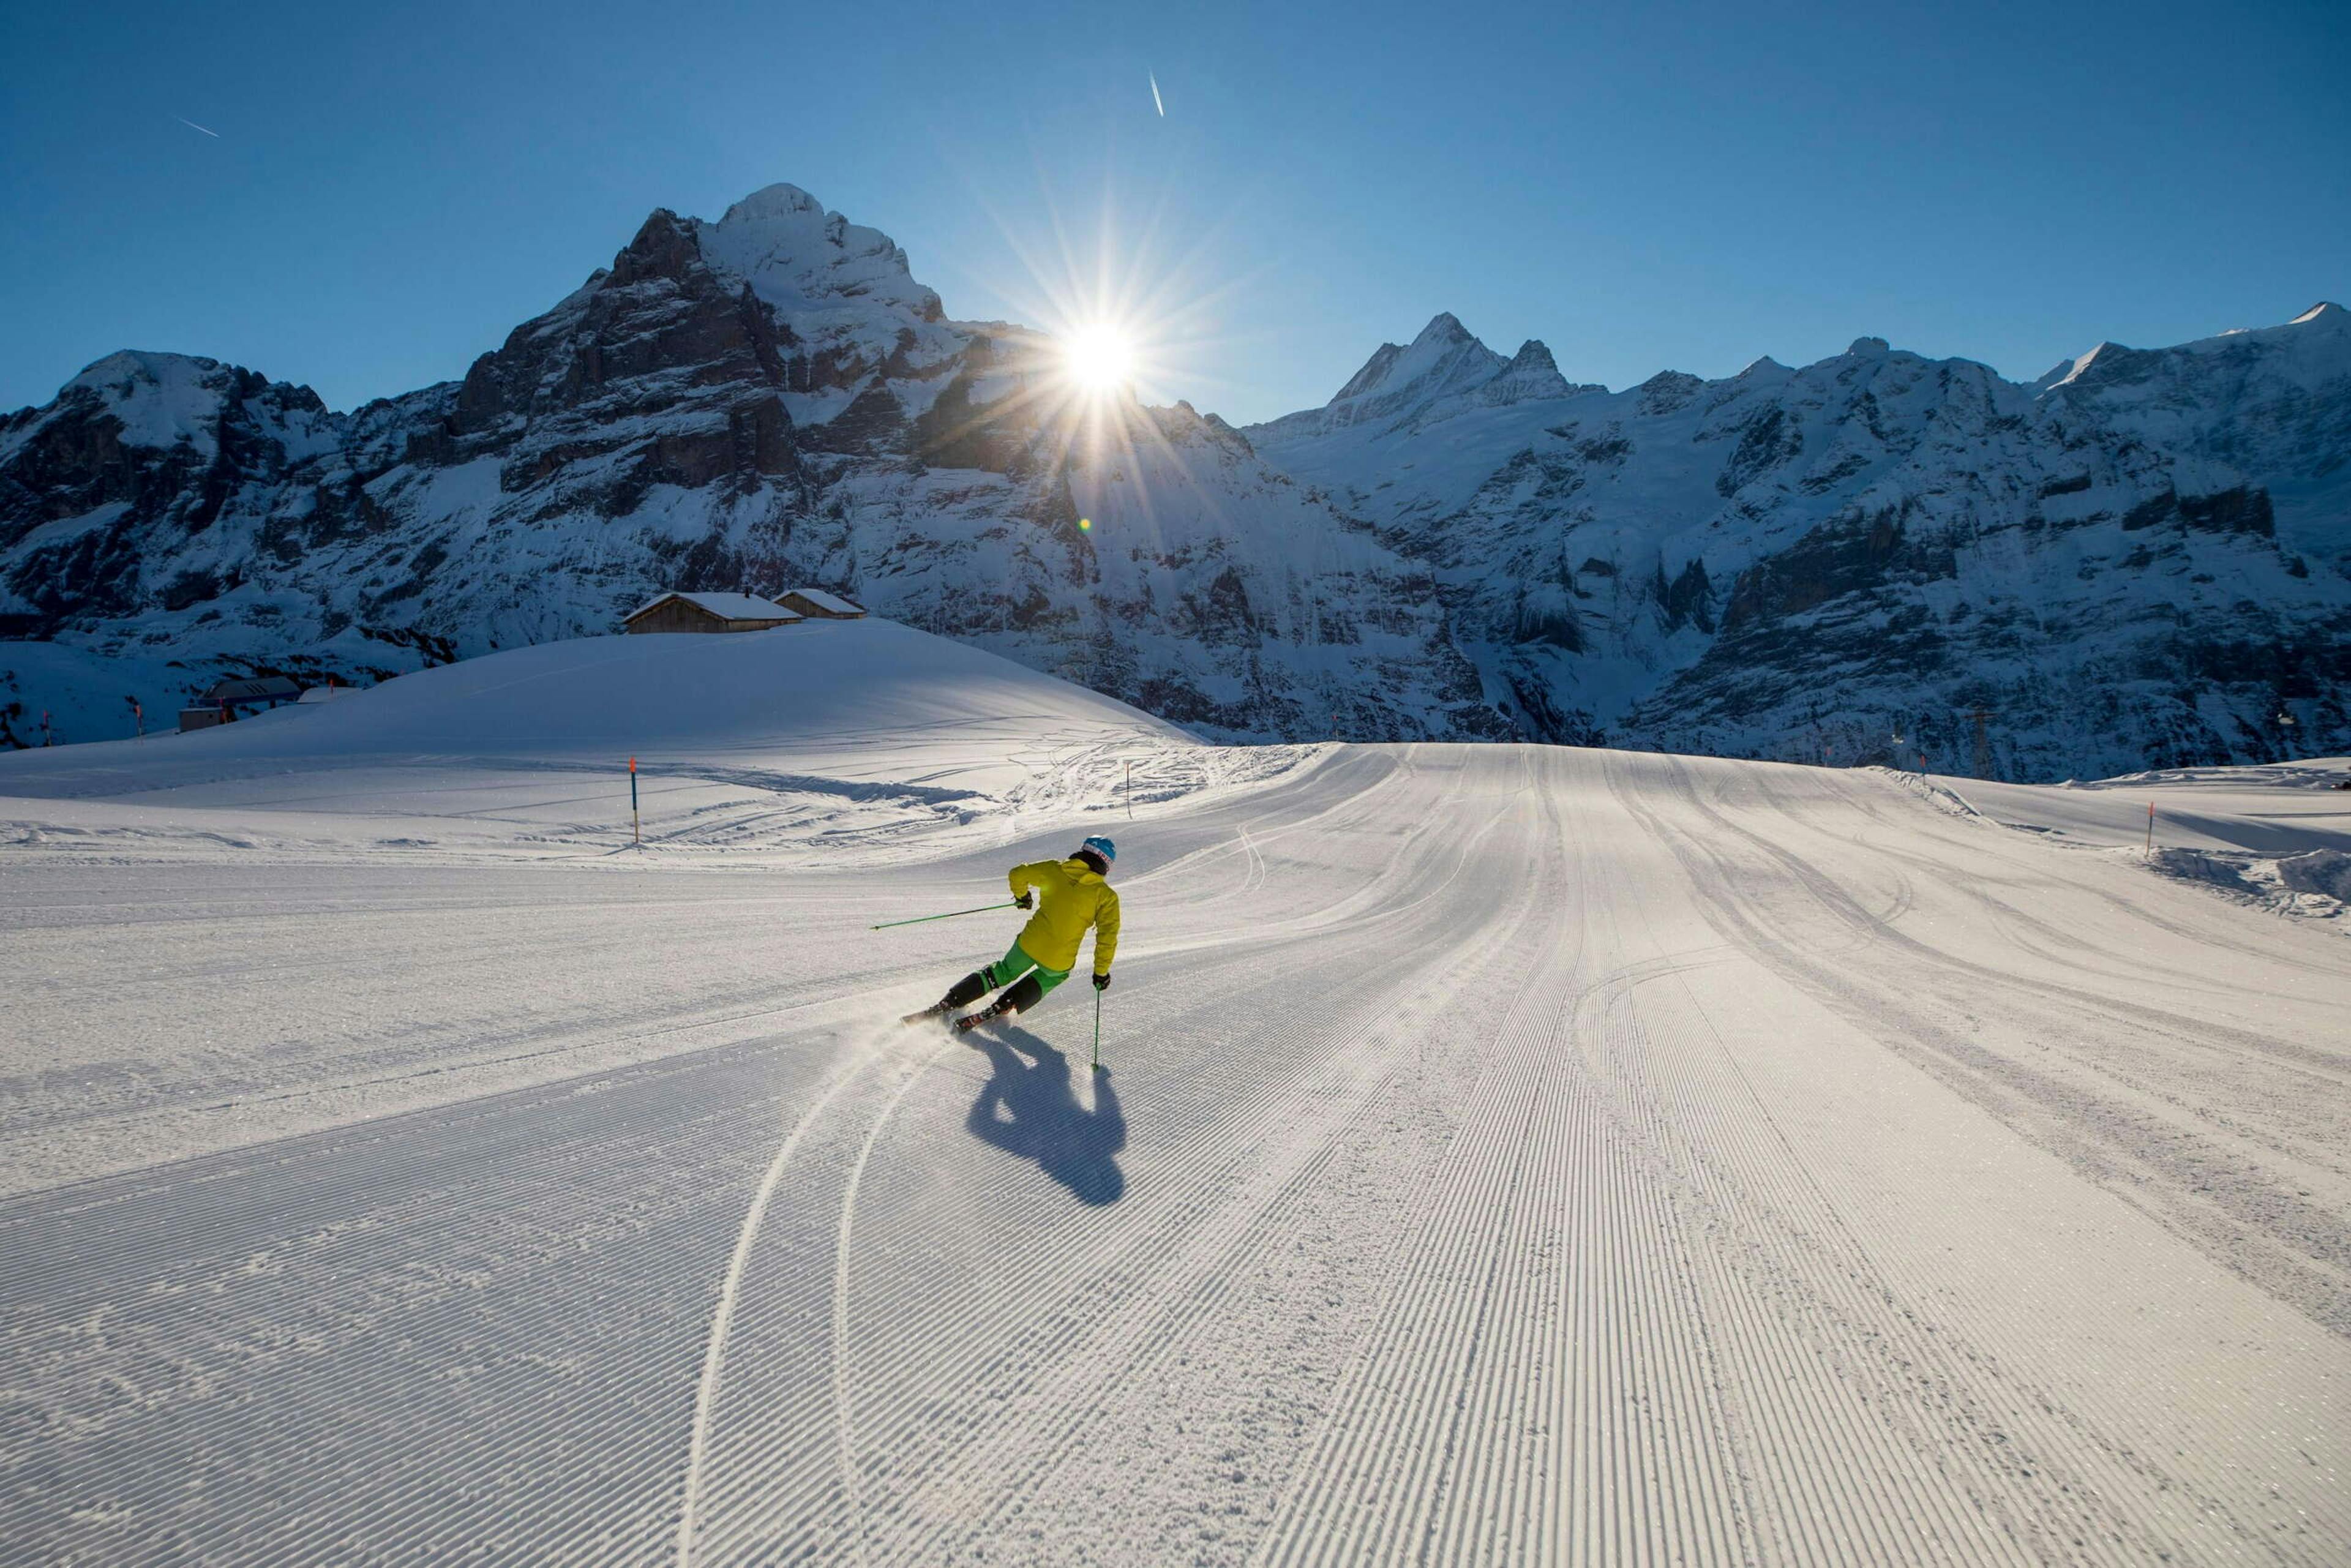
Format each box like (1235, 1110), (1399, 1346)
(1062, 324), (1136, 394)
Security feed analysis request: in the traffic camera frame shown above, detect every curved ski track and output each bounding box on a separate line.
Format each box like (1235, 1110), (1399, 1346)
(2, 746), (2345, 1565)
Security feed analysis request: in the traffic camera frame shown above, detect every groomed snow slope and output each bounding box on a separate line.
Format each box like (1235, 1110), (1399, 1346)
(3, 740), (2347, 1562)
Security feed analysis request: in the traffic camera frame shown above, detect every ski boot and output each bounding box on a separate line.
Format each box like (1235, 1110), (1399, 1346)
(907, 972), (990, 1027)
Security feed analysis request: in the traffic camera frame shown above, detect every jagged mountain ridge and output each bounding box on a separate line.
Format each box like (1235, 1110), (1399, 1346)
(2, 181), (2344, 773)
(1243, 306), (2351, 775)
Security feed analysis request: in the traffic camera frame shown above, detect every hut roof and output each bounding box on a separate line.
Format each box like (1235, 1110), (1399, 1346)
(200, 675), (303, 704)
(626, 591), (801, 623)
(783, 588), (866, 616)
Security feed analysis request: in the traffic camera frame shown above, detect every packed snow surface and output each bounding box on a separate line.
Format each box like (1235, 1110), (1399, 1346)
(2, 644), (2347, 1562)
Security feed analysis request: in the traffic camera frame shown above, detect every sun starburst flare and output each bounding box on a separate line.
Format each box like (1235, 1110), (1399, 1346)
(1062, 324), (1136, 395)
(908, 174), (1265, 547)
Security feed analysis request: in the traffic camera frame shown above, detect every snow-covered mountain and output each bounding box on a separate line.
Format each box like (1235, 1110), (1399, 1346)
(3, 182), (2344, 775)
(1246, 306), (2351, 775)
(0, 185), (1494, 750)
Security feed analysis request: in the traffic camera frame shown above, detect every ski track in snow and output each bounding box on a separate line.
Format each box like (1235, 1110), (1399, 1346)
(2, 746), (2347, 1564)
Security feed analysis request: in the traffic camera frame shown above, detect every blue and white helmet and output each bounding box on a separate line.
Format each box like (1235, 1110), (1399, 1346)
(1079, 835), (1118, 866)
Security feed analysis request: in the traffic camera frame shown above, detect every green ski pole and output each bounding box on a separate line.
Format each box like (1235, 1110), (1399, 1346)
(870, 901), (1016, 931)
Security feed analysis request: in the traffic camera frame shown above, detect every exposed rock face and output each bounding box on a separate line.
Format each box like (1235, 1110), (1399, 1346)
(2, 182), (2344, 775)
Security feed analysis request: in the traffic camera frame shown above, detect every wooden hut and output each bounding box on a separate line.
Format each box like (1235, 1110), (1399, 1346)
(181, 675), (303, 730)
(623, 592), (802, 635)
(778, 588), (866, 620)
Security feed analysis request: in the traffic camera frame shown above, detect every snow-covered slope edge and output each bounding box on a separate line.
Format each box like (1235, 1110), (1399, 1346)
(0, 617), (1314, 865)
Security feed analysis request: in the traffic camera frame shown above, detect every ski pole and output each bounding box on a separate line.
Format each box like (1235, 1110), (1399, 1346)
(1092, 985), (1103, 1071)
(870, 901), (1017, 931)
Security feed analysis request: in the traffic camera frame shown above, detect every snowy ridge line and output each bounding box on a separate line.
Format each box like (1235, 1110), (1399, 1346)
(1612, 752), (2350, 1553)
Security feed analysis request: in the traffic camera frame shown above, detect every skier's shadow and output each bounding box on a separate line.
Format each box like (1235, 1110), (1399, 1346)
(962, 1024), (1126, 1206)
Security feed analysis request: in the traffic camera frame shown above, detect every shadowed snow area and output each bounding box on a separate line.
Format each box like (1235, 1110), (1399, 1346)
(2, 650), (2347, 1562)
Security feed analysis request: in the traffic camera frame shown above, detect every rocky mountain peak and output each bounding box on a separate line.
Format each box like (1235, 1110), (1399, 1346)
(607, 209), (707, 288)
(1492, 340), (1593, 402)
(1330, 342), (1405, 403)
(696, 183), (944, 327)
(1414, 311), (1477, 348)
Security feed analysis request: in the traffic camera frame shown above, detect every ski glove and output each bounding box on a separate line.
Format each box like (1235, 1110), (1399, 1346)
(1092, 972), (1111, 991)
(1014, 893), (1034, 910)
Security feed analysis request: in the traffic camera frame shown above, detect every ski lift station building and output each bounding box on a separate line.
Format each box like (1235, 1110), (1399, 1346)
(623, 592), (803, 636)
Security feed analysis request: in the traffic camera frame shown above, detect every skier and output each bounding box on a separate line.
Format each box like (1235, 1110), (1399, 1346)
(906, 836), (1120, 1032)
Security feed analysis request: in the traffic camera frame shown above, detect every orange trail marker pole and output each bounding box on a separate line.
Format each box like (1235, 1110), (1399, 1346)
(631, 757), (640, 846)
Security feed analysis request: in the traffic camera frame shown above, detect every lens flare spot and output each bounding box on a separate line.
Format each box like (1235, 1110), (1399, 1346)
(1078, 517), (1093, 530)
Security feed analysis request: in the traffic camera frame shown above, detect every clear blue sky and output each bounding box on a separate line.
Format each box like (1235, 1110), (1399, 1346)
(3, 0), (2344, 425)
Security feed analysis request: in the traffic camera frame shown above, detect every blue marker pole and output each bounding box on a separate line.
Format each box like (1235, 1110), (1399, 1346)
(630, 757), (640, 846)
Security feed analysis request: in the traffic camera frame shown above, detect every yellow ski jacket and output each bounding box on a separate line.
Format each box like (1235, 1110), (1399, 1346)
(1008, 858), (1120, 976)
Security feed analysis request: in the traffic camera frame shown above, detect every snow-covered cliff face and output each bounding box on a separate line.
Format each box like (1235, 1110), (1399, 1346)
(2, 181), (2344, 774)
(1244, 307), (2351, 776)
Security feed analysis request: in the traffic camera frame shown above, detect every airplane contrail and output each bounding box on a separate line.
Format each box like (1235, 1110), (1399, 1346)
(1149, 71), (1164, 117)
(174, 116), (220, 138)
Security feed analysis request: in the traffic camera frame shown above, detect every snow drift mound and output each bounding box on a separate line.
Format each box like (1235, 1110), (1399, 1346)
(0, 618), (1182, 786)
(0, 620), (1250, 863)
